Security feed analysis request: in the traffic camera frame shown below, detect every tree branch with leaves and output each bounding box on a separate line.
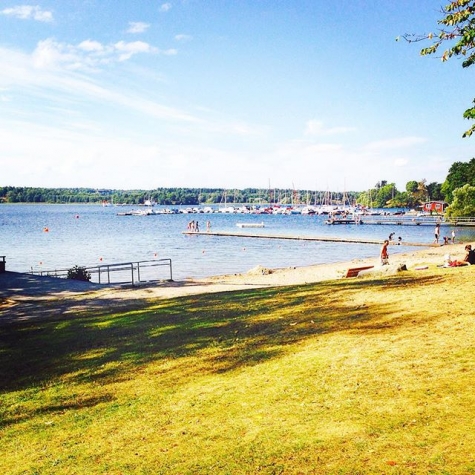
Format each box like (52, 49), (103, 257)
(400, 0), (475, 137)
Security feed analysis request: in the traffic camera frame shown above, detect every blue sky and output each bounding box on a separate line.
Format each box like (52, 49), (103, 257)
(0, 1), (473, 192)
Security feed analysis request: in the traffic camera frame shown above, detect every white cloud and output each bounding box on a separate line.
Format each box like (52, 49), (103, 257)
(394, 158), (409, 167)
(77, 40), (104, 53)
(0, 45), (204, 125)
(30, 38), (162, 70)
(127, 22), (150, 34)
(304, 119), (355, 136)
(114, 40), (157, 61)
(32, 39), (79, 69)
(365, 136), (427, 151)
(1, 5), (53, 22)
(175, 34), (192, 42)
(160, 3), (172, 12)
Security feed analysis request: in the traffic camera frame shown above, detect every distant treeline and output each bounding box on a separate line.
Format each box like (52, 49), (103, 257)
(0, 186), (360, 206)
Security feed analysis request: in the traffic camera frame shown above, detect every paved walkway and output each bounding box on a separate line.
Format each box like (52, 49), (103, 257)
(0, 271), (106, 299)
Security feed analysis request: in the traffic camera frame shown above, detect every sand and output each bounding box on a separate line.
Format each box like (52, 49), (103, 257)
(0, 241), (470, 324)
(71, 241), (468, 301)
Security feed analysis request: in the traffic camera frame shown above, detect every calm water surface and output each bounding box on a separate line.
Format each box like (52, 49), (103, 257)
(1, 204), (474, 281)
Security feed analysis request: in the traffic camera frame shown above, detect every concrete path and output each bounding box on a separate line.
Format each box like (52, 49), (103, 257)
(0, 271), (105, 299)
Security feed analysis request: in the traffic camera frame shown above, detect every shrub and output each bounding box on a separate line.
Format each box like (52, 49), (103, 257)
(67, 265), (91, 282)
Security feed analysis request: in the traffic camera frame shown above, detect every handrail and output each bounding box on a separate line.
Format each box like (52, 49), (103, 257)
(28, 259), (173, 285)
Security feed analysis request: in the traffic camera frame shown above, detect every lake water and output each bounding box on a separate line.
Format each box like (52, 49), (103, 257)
(1, 204), (474, 281)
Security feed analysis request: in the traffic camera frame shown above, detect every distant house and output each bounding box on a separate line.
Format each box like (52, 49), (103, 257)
(422, 201), (448, 214)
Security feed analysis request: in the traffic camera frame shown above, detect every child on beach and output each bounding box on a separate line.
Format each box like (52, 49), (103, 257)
(380, 240), (389, 265)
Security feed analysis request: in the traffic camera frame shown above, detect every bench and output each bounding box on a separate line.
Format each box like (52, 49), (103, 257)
(344, 265), (374, 278)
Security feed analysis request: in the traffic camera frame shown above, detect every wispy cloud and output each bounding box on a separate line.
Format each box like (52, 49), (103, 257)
(77, 40), (104, 53)
(114, 40), (157, 61)
(304, 119), (355, 136)
(394, 158), (409, 167)
(175, 34), (192, 42)
(0, 43), (264, 135)
(364, 136), (427, 151)
(160, 3), (172, 12)
(0, 5), (53, 22)
(31, 38), (162, 70)
(127, 21), (150, 34)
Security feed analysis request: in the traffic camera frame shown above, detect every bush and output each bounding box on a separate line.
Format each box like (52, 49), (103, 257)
(67, 265), (91, 282)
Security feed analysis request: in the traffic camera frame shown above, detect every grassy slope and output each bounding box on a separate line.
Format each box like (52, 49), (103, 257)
(1, 267), (475, 475)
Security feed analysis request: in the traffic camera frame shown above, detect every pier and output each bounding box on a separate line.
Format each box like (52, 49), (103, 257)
(182, 231), (436, 247)
(358, 215), (475, 226)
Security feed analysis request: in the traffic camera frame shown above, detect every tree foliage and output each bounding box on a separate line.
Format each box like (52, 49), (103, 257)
(441, 157), (475, 201)
(406, 180), (418, 194)
(0, 186), (360, 206)
(357, 182), (397, 208)
(402, 0), (475, 137)
(445, 183), (475, 216)
(357, 180), (435, 209)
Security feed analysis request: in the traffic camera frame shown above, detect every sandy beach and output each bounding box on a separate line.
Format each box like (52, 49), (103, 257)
(164, 241), (467, 296)
(2, 241), (468, 316)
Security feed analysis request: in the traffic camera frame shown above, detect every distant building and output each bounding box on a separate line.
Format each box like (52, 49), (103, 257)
(422, 201), (448, 214)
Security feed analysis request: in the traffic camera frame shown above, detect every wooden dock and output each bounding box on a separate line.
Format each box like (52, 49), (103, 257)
(182, 231), (437, 247)
(358, 215), (475, 226)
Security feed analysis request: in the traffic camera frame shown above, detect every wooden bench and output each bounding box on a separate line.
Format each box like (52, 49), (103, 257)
(344, 265), (374, 278)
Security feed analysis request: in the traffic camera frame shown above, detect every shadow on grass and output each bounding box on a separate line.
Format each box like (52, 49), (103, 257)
(0, 274), (444, 395)
(0, 393), (115, 429)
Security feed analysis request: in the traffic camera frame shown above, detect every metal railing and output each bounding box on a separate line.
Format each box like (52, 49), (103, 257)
(359, 215), (442, 226)
(356, 214), (475, 226)
(29, 259), (173, 286)
(444, 216), (475, 226)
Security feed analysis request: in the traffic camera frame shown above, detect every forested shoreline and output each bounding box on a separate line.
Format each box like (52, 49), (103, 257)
(1, 157), (475, 217)
(0, 186), (360, 206)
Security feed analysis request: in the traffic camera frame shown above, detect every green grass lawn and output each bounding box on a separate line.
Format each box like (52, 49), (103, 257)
(1, 271), (475, 474)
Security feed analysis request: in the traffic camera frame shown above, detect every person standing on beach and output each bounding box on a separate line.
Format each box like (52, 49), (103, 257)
(434, 223), (440, 244)
(452, 229), (456, 244)
(380, 240), (389, 265)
